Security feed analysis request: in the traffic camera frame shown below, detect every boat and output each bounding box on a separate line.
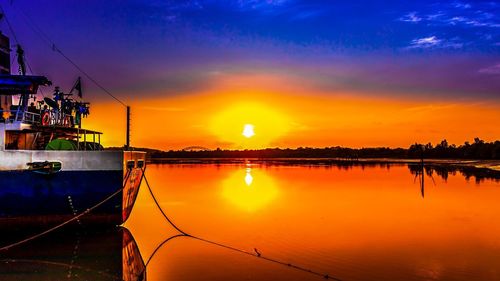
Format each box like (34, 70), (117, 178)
(0, 227), (146, 281)
(0, 31), (145, 231)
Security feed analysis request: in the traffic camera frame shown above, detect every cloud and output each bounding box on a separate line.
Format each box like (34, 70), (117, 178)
(453, 2), (472, 9)
(408, 36), (442, 48)
(426, 12), (446, 20)
(236, 0), (289, 11)
(448, 16), (468, 25)
(478, 63), (500, 75)
(406, 36), (464, 49)
(399, 2), (500, 30)
(444, 16), (500, 28)
(399, 12), (422, 23)
(237, 0), (289, 8)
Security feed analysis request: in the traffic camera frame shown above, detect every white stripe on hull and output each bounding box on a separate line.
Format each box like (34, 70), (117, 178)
(0, 150), (124, 171)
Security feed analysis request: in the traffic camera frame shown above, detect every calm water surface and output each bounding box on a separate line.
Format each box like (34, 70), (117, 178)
(125, 163), (500, 281)
(1, 162), (500, 281)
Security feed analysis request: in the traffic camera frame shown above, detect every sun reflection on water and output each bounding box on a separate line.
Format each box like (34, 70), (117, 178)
(222, 166), (279, 212)
(244, 168), (253, 186)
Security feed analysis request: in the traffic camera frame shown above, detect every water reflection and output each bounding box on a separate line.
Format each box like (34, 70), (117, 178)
(407, 163), (500, 198)
(244, 167), (253, 186)
(408, 164), (500, 183)
(221, 165), (279, 212)
(0, 227), (145, 281)
(3, 162), (500, 281)
(123, 228), (146, 281)
(134, 162), (500, 281)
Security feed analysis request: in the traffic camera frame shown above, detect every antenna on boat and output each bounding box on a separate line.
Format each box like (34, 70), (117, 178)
(16, 44), (26, 75)
(126, 106), (130, 150)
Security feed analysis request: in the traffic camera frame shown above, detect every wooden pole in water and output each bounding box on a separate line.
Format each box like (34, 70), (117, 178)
(126, 106), (130, 150)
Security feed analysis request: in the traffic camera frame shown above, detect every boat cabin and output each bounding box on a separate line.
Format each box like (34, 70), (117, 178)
(0, 75), (101, 151)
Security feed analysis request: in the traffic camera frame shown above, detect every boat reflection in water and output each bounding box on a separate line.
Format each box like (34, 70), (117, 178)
(0, 227), (146, 281)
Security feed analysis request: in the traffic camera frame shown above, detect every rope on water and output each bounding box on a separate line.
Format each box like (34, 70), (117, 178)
(0, 170), (132, 252)
(143, 174), (189, 236)
(142, 171), (341, 281)
(144, 234), (187, 266)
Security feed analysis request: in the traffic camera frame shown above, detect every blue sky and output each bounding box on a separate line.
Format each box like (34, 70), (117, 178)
(1, 0), (499, 101)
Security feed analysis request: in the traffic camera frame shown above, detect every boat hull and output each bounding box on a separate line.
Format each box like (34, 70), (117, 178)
(0, 150), (145, 230)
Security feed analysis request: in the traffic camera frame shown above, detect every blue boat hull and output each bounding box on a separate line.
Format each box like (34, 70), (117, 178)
(0, 169), (131, 230)
(0, 170), (122, 215)
(0, 150), (146, 231)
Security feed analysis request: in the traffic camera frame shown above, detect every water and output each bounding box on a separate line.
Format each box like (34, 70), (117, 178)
(2, 162), (500, 281)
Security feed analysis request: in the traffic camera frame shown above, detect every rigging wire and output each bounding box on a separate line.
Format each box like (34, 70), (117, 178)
(7, 2), (127, 107)
(0, 3), (45, 98)
(0, 3), (19, 45)
(142, 171), (342, 281)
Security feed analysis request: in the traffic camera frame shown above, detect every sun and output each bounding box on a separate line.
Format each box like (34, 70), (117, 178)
(210, 102), (290, 149)
(242, 124), (255, 138)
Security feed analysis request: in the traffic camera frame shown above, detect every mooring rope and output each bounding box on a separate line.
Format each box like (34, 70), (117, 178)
(142, 171), (341, 280)
(0, 170), (132, 252)
(144, 234), (187, 266)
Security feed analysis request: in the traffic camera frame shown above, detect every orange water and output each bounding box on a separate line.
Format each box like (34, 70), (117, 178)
(125, 163), (500, 281)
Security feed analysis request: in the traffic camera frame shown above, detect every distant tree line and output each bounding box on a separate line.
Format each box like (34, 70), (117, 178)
(140, 138), (500, 160)
(408, 138), (500, 159)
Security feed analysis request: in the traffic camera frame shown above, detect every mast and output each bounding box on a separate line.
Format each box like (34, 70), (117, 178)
(0, 32), (10, 121)
(16, 44), (26, 75)
(126, 106), (130, 150)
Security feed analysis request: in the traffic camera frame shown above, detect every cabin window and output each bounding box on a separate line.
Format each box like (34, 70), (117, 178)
(5, 131), (37, 150)
(137, 160), (145, 168)
(126, 160), (135, 169)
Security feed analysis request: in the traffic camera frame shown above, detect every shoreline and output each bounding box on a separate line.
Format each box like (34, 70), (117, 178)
(148, 157), (500, 173)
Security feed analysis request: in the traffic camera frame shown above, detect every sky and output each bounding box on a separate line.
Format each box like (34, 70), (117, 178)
(1, 0), (499, 149)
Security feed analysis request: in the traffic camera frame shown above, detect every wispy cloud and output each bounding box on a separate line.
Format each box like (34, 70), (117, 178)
(399, 12), (422, 23)
(237, 0), (289, 10)
(398, 1), (499, 50)
(453, 2), (472, 9)
(399, 2), (500, 29)
(448, 16), (468, 25)
(443, 16), (500, 28)
(479, 63), (500, 75)
(410, 36), (442, 48)
(406, 36), (463, 49)
(148, 0), (313, 23)
(426, 12), (446, 20)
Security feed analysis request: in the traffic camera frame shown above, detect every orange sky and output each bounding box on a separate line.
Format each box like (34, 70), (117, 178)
(84, 74), (500, 150)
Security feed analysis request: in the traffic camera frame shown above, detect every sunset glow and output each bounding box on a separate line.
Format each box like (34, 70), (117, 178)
(84, 84), (500, 150)
(209, 102), (290, 149)
(0, 1), (496, 151)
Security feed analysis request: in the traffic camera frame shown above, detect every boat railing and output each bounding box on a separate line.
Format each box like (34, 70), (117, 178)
(0, 109), (74, 127)
(20, 111), (40, 124)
